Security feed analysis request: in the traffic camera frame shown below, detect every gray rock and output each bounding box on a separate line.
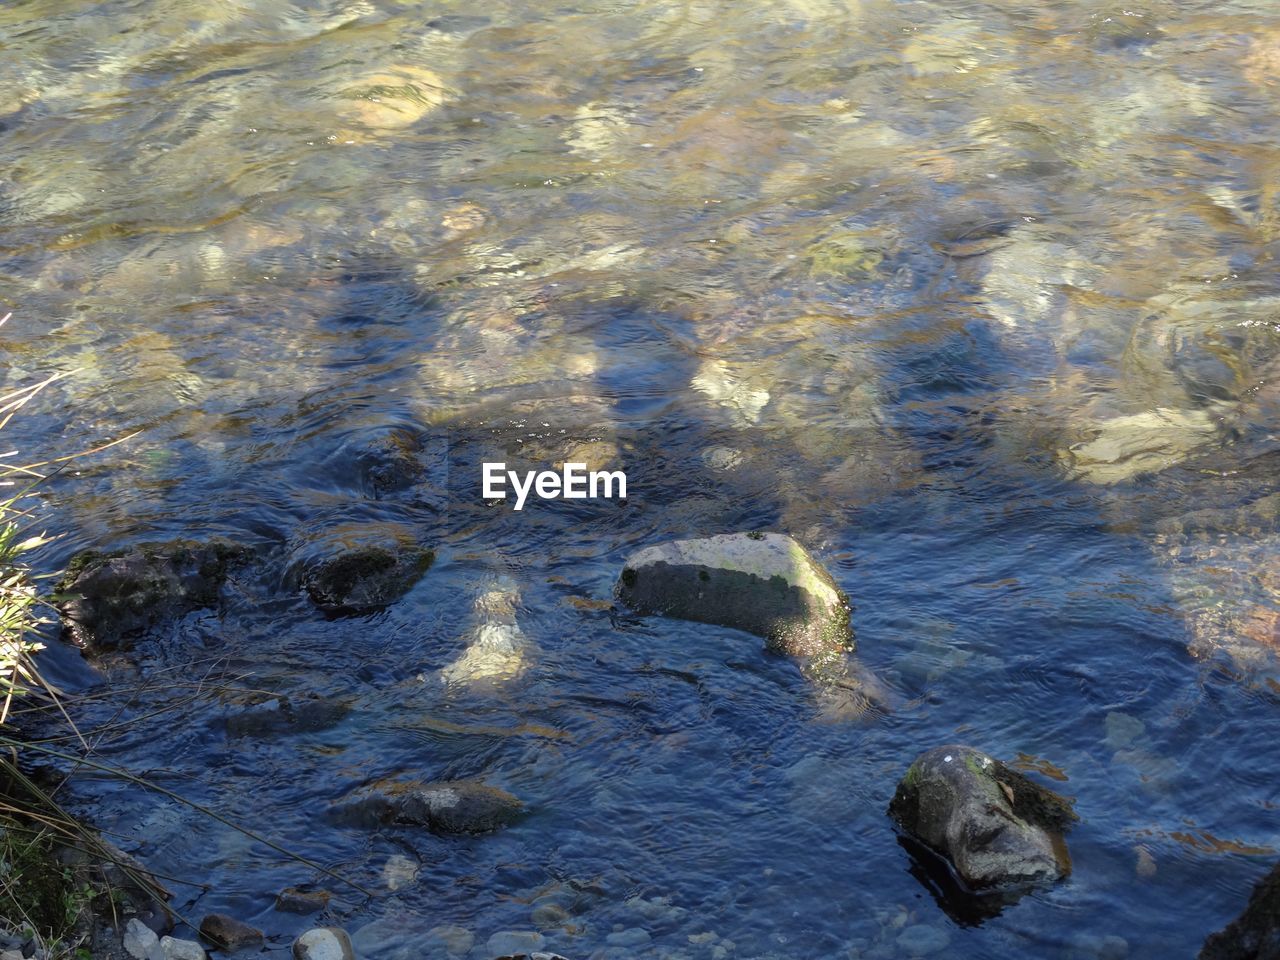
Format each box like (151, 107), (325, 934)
(292, 928), (354, 960)
(274, 886), (331, 914)
(286, 523), (433, 614)
(486, 930), (543, 956)
(198, 914), (263, 951)
(57, 539), (247, 651)
(159, 937), (206, 960)
(1200, 861), (1280, 959)
(124, 919), (164, 960)
(331, 778), (523, 834)
(889, 744), (1077, 891)
(615, 532), (852, 656)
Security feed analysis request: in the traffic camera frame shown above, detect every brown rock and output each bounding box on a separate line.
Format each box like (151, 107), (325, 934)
(199, 914), (263, 951)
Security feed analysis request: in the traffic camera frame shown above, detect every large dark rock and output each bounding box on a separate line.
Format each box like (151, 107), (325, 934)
(1201, 862), (1280, 960)
(286, 522), (434, 615)
(889, 744), (1077, 892)
(56, 539), (247, 652)
(330, 779), (524, 834)
(615, 532), (852, 657)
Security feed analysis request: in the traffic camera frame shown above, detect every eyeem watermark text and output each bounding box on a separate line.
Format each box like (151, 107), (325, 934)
(482, 462), (627, 510)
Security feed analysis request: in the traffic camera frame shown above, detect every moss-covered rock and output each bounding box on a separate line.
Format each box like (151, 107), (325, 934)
(286, 523), (434, 615)
(614, 532), (852, 657)
(55, 539), (248, 652)
(889, 744), (1077, 892)
(1200, 861), (1280, 960)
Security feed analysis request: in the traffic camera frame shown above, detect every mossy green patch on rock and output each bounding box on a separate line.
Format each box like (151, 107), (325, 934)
(889, 744), (1076, 893)
(56, 538), (250, 652)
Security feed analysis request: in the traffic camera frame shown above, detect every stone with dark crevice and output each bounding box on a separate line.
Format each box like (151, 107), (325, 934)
(889, 744), (1077, 892)
(615, 532), (852, 657)
(330, 779), (524, 835)
(56, 539), (248, 652)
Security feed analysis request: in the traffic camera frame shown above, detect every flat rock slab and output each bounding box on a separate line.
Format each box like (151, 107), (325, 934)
(331, 779), (524, 834)
(615, 532), (851, 657)
(889, 744), (1077, 892)
(57, 539), (248, 651)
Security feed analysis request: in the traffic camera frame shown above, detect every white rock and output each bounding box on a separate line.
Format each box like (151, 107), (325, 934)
(292, 928), (354, 960)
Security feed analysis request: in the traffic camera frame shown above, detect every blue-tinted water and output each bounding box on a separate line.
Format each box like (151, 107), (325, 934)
(6, 0), (1280, 956)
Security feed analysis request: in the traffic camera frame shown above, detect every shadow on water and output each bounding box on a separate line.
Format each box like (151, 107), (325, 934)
(8, 0), (1280, 956)
(894, 834), (1022, 927)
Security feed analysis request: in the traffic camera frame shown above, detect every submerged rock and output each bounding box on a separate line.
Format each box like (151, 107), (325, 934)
(57, 539), (247, 651)
(615, 532), (852, 657)
(889, 744), (1077, 891)
(224, 695), (352, 738)
(198, 914), (262, 951)
(1200, 861), (1280, 960)
(286, 523), (434, 614)
(441, 578), (531, 686)
(331, 779), (524, 834)
(274, 887), (331, 914)
(1065, 406), (1223, 484)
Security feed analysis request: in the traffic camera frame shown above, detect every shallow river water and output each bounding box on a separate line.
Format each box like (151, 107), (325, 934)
(6, 0), (1280, 957)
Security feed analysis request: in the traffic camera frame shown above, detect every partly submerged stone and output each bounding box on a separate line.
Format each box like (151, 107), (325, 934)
(292, 928), (354, 960)
(198, 914), (263, 951)
(889, 744), (1077, 891)
(336, 65), (450, 130)
(331, 779), (524, 834)
(287, 523), (434, 615)
(57, 539), (248, 652)
(1200, 861), (1280, 960)
(615, 532), (852, 657)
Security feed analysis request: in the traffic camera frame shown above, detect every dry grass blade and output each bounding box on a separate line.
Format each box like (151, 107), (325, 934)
(3, 736), (375, 898)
